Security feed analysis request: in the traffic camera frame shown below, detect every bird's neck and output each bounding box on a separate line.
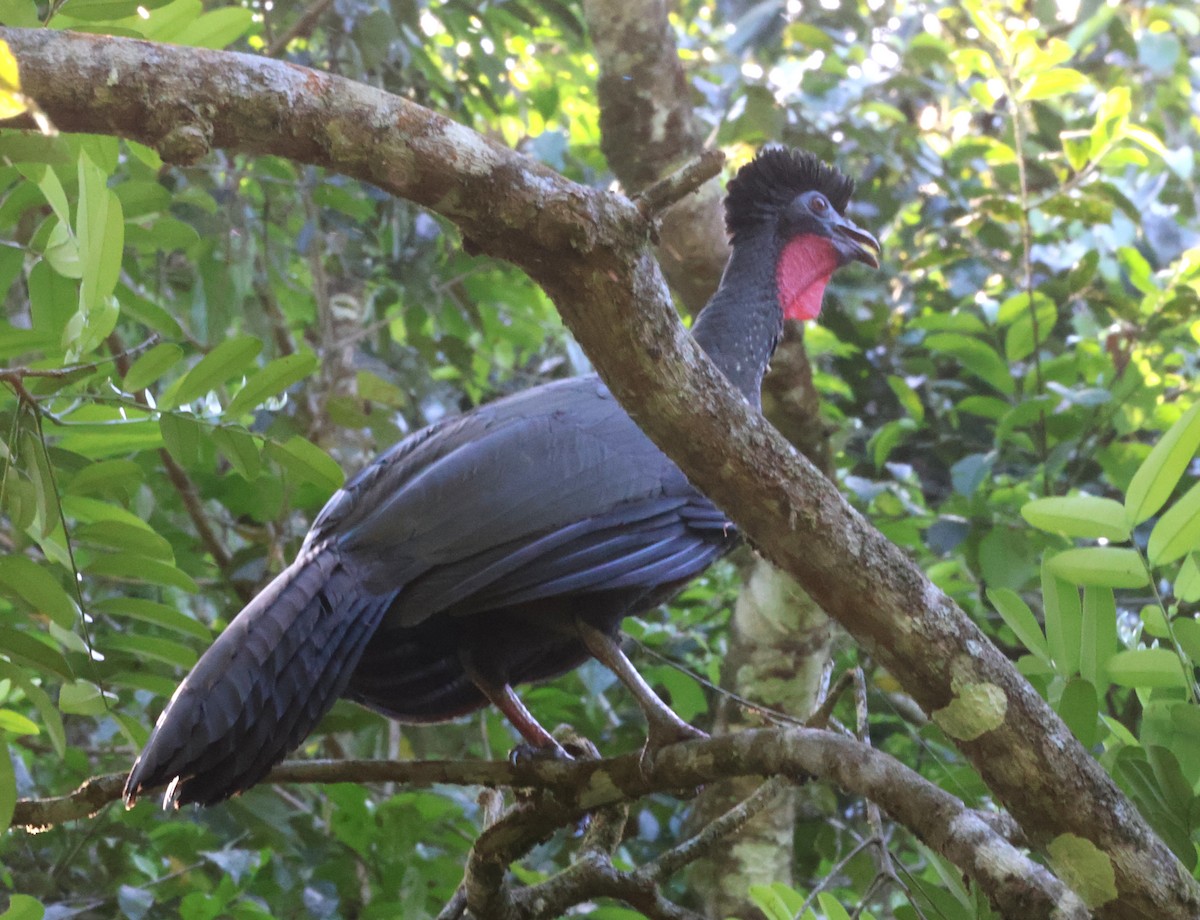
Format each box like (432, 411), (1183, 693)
(691, 236), (790, 408)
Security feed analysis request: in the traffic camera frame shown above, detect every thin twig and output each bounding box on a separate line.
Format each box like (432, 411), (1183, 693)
(633, 149), (725, 220)
(0, 336), (158, 384)
(639, 775), (788, 882)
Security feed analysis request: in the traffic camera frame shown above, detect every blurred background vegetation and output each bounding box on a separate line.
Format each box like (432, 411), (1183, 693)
(0, 0), (1199, 916)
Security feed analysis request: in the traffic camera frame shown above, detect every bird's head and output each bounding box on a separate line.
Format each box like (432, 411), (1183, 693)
(724, 147), (880, 323)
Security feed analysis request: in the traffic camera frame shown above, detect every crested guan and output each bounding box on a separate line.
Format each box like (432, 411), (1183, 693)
(125, 148), (879, 807)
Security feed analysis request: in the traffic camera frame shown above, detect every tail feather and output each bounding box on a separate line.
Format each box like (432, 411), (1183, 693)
(124, 549), (390, 807)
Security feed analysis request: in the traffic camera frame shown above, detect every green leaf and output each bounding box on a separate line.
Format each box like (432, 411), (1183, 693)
(1004, 298), (1058, 362)
(171, 335), (262, 407)
(92, 596), (210, 641)
(178, 6), (254, 49)
(123, 342), (184, 392)
(29, 163), (71, 226)
(76, 151), (124, 306)
(816, 892), (852, 920)
(1047, 547), (1150, 589)
(1057, 678), (1098, 747)
(265, 436), (344, 493)
(0, 627), (73, 678)
(1019, 67), (1088, 100)
(85, 553), (198, 593)
(212, 425), (261, 480)
(0, 662), (65, 758)
(1125, 402), (1200, 525)
(1106, 648), (1189, 688)
(58, 680), (110, 715)
(1173, 618), (1200, 664)
(28, 258), (78, 335)
(66, 458), (144, 498)
(1021, 495), (1130, 542)
(0, 556), (78, 628)
(988, 587), (1050, 664)
(41, 218), (82, 279)
(0, 709), (39, 735)
(1177, 552), (1200, 602)
(924, 333), (1015, 396)
(58, 0), (146, 20)
(104, 633), (198, 670)
(1080, 586), (1117, 688)
(20, 427), (56, 540)
(1061, 129), (1091, 171)
(747, 885), (799, 920)
(886, 375), (924, 423)
(1147, 479), (1200, 565)
(159, 412), (204, 466)
(63, 290), (120, 360)
(963, 3), (1009, 56)
(1043, 561), (1081, 677)
(78, 520), (175, 561)
(225, 351), (317, 416)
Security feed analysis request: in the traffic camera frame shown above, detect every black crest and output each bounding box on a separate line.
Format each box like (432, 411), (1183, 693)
(724, 147), (855, 239)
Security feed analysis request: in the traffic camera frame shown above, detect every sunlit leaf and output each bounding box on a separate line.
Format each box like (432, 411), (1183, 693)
(212, 425), (261, 480)
(1106, 648), (1189, 688)
(225, 351), (317, 416)
(1125, 403), (1200, 525)
(1019, 68), (1088, 101)
(1043, 561), (1082, 676)
(988, 587), (1050, 664)
(0, 556), (78, 628)
(266, 436), (344, 493)
(1057, 678), (1098, 747)
(85, 553), (198, 593)
(1080, 586), (1117, 688)
(171, 335), (262, 407)
(123, 342), (184, 392)
(924, 333), (1015, 396)
(1047, 547), (1149, 589)
(0, 709), (39, 735)
(92, 596), (210, 641)
(1021, 495), (1130, 542)
(1177, 552), (1200, 603)
(58, 680), (110, 716)
(1147, 479), (1200, 565)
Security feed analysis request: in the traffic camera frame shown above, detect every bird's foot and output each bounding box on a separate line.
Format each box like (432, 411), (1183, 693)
(639, 719), (708, 774)
(508, 739), (572, 765)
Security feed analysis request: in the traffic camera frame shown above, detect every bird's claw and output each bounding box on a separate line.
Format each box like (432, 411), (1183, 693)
(508, 740), (573, 765)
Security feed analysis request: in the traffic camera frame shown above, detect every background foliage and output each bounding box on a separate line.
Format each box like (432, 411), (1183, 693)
(0, 0), (1199, 916)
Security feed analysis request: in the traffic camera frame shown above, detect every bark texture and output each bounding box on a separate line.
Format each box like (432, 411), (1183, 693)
(3, 28), (1198, 918)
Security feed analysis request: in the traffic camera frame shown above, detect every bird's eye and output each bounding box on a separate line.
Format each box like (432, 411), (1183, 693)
(810, 196), (828, 213)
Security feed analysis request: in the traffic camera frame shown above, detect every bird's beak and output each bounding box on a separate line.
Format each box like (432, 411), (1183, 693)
(831, 214), (881, 269)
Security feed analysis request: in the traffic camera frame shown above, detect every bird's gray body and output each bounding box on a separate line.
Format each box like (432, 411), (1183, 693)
(130, 375), (734, 804)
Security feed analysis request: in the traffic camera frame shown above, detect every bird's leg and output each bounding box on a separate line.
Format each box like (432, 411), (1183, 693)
(459, 649), (569, 759)
(576, 620), (707, 759)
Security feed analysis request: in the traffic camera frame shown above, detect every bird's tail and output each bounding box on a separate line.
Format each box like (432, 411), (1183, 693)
(124, 549), (390, 807)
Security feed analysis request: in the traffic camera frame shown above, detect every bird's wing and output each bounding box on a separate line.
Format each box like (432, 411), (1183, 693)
(306, 375), (732, 625)
(386, 494), (732, 622)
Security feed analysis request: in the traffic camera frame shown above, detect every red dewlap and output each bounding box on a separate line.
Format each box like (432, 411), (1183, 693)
(777, 234), (838, 322)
